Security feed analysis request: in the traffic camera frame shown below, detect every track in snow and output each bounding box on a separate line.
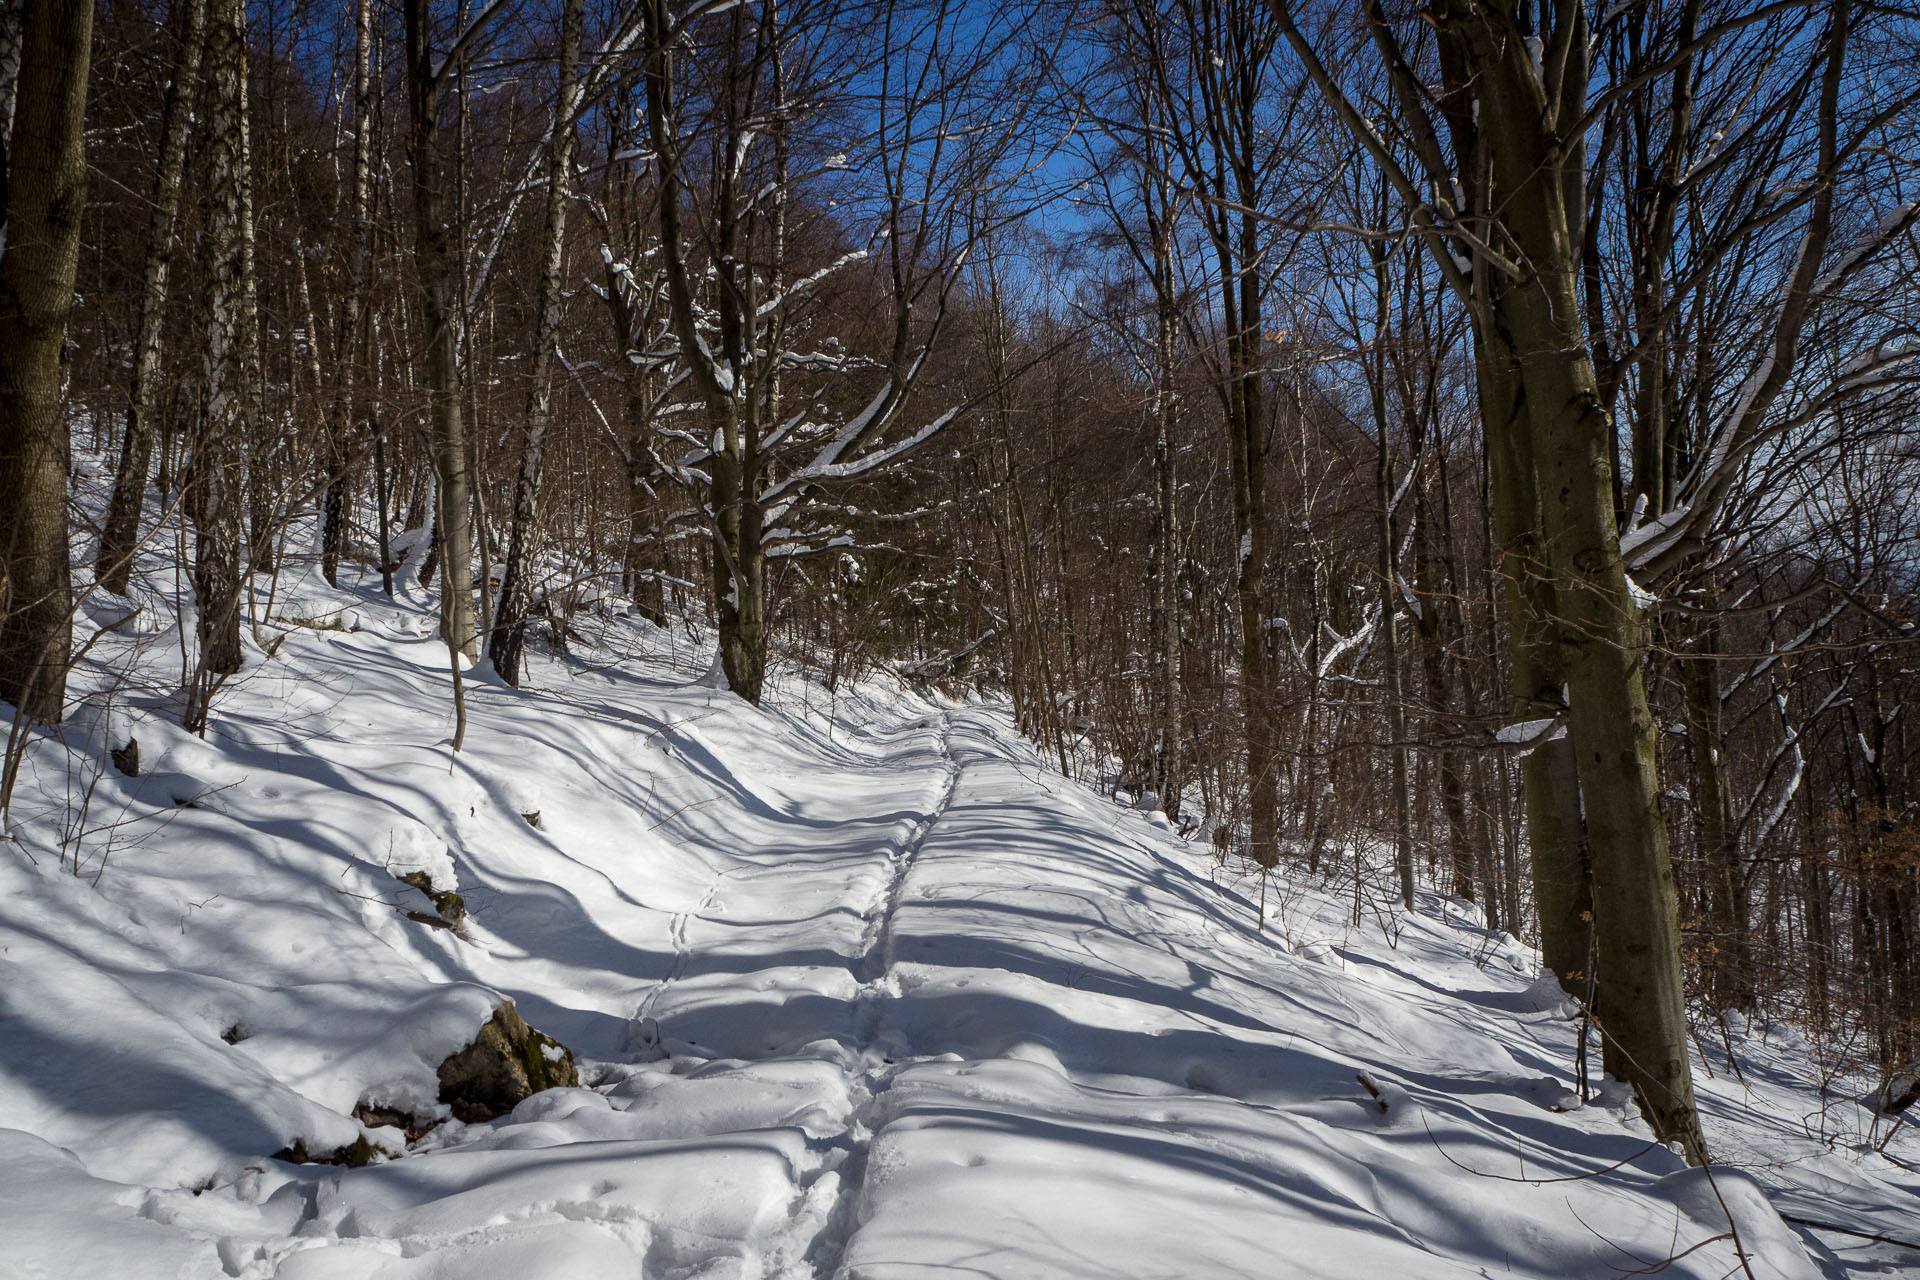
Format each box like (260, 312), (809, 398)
(628, 870), (729, 1054)
(804, 711), (959, 1279)
(856, 713), (959, 991)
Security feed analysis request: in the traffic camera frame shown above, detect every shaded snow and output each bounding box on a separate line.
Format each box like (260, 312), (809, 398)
(1, 504), (1914, 1277)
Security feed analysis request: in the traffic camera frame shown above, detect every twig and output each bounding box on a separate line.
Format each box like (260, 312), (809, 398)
(1779, 1215), (1920, 1252)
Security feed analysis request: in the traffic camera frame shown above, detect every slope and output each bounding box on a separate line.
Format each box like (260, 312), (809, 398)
(0, 543), (1914, 1278)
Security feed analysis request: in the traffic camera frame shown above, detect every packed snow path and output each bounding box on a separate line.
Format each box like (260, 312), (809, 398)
(3, 601), (1915, 1279)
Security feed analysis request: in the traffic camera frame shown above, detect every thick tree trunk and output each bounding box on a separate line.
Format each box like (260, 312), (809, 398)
(490, 0), (583, 687)
(1482, 59), (1704, 1156)
(1474, 311), (1595, 983)
(98, 0), (205, 596)
(0, 0), (90, 723)
(709, 447), (766, 703)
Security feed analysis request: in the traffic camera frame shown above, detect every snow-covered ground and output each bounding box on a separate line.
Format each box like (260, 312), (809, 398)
(2, 525), (1916, 1278)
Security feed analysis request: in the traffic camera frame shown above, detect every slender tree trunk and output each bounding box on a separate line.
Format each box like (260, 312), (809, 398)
(188, 0), (251, 705)
(1368, 246), (1415, 909)
(98, 0), (206, 596)
(404, 0), (477, 661)
(1414, 481), (1474, 901)
(0, 0), (92, 723)
(1229, 260), (1275, 867)
(331, 0), (377, 590)
(1682, 617), (1749, 1009)
(624, 453), (665, 624)
(238, 77), (270, 581)
(490, 0), (583, 686)
(1148, 189), (1184, 817)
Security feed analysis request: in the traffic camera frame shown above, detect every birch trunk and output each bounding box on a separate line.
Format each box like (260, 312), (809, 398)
(489, 0), (584, 686)
(189, 0), (251, 703)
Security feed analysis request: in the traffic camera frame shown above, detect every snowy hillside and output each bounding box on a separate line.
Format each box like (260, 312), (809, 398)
(1, 557), (1915, 1279)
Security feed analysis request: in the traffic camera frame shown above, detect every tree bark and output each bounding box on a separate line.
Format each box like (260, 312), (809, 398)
(187, 0), (251, 703)
(1473, 306), (1595, 983)
(404, 0), (478, 661)
(1447, 2), (1703, 1157)
(1141, 112), (1185, 817)
(1413, 474), (1475, 903)
(331, 0), (377, 591)
(490, 0), (584, 687)
(0, 0), (93, 722)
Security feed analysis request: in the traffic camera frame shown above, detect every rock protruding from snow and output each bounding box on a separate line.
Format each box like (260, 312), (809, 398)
(437, 1001), (579, 1122)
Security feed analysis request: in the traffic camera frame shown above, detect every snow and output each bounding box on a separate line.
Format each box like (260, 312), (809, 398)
(1, 500), (1915, 1277)
(1494, 717), (1564, 747)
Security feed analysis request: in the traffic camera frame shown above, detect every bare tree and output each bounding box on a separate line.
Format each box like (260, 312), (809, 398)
(0, 0), (94, 723)
(1271, 0), (1707, 1158)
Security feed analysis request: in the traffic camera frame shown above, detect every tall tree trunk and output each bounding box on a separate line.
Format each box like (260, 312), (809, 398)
(98, 0), (206, 596)
(490, 0), (584, 686)
(188, 0), (251, 708)
(238, 77), (270, 581)
(1149, 295), (1184, 817)
(1228, 233), (1275, 867)
(1414, 477), (1474, 902)
(404, 0), (478, 661)
(641, 0), (763, 705)
(1681, 617), (1750, 1010)
(1146, 163), (1184, 817)
(330, 0), (377, 590)
(1368, 244), (1415, 909)
(0, 0), (93, 722)
(1452, 5), (1703, 1155)
(1475, 310), (1595, 983)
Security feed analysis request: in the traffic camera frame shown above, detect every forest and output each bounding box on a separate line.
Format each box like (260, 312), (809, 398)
(1, 0), (1918, 1273)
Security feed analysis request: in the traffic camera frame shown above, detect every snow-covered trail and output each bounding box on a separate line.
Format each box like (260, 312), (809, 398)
(2, 588), (1914, 1280)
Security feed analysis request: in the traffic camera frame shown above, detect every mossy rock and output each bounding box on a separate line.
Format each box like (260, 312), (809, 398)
(437, 1000), (578, 1123)
(398, 870), (467, 923)
(273, 1134), (398, 1167)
